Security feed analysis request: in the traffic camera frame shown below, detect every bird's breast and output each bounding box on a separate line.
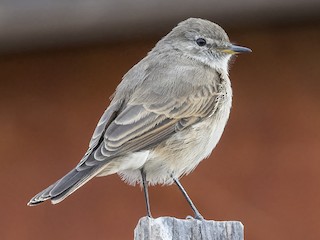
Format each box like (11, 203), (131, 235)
(118, 77), (232, 186)
(140, 89), (232, 185)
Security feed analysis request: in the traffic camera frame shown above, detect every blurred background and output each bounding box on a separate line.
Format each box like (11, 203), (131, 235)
(1, 0), (320, 239)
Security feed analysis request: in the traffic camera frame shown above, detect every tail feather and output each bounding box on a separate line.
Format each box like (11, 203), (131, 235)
(27, 163), (107, 206)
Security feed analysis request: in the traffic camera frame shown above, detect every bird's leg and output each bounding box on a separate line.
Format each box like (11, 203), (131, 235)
(141, 168), (152, 218)
(172, 176), (204, 220)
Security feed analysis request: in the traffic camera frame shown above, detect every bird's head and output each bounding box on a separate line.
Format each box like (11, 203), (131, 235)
(158, 18), (251, 70)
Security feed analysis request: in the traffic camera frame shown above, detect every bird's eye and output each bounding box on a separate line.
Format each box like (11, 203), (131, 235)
(196, 38), (207, 47)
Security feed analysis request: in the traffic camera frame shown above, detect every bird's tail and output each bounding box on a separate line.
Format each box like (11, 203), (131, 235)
(27, 163), (106, 206)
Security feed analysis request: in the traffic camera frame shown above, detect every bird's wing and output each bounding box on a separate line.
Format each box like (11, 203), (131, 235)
(78, 82), (222, 169)
(28, 63), (224, 205)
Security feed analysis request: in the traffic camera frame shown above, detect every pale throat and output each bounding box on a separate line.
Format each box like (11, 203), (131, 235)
(190, 54), (231, 75)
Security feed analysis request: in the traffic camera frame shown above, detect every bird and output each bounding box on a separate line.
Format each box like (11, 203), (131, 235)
(28, 18), (251, 219)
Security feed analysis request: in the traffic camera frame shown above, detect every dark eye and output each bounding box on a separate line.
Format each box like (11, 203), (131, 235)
(196, 38), (206, 46)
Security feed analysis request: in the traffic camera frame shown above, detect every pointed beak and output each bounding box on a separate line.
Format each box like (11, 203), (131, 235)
(221, 44), (252, 54)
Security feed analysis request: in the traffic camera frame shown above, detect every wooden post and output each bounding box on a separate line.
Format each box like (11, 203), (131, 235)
(134, 216), (244, 240)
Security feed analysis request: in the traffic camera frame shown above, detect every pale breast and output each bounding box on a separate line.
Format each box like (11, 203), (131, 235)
(136, 78), (232, 185)
(118, 75), (232, 186)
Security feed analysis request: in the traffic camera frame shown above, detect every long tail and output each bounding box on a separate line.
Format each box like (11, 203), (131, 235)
(27, 163), (106, 206)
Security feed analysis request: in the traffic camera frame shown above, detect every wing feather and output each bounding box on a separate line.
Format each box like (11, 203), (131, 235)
(77, 64), (223, 169)
(80, 83), (221, 169)
(28, 53), (225, 206)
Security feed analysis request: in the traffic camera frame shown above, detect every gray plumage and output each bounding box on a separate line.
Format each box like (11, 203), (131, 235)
(28, 18), (251, 207)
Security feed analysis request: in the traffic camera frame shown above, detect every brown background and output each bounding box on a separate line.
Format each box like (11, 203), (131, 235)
(1, 21), (320, 239)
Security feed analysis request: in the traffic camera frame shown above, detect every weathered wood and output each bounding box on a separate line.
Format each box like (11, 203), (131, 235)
(134, 216), (244, 240)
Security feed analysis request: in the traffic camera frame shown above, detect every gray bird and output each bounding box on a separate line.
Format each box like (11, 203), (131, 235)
(28, 18), (251, 219)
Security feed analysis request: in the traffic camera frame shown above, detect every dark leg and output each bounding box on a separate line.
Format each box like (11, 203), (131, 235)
(141, 169), (152, 218)
(172, 176), (204, 220)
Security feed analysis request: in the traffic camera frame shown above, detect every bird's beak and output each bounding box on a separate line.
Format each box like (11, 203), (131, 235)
(221, 44), (252, 54)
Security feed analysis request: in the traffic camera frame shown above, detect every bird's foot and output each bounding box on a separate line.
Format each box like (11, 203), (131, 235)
(146, 213), (153, 219)
(186, 214), (205, 220)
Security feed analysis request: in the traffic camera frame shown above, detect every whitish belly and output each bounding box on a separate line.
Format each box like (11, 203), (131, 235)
(117, 102), (231, 186)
